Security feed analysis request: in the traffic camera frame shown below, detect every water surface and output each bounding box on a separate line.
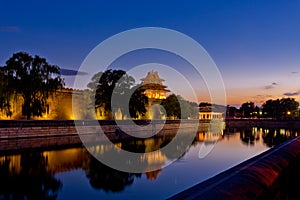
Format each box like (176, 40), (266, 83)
(0, 126), (298, 199)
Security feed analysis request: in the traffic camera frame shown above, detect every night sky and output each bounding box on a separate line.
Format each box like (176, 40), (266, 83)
(1, 0), (300, 106)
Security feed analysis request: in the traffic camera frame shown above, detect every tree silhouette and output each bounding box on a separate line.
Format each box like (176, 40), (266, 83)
(239, 102), (256, 118)
(0, 69), (13, 117)
(88, 69), (148, 119)
(262, 98), (299, 119)
(2, 52), (64, 119)
(161, 94), (181, 119)
(129, 84), (148, 119)
(161, 94), (198, 119)
(0, 152), (62, 200)
(83, 155), (140, 192)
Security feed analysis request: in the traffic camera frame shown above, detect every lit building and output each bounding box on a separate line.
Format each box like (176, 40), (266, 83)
(140, 70), (170, 100)
(199, 105), (223, 120)
(140, 70), (170, 119)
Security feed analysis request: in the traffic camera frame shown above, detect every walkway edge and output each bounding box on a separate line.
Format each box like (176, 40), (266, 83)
(168, 136), (300, 200)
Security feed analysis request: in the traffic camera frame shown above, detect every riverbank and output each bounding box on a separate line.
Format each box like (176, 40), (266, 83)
(226, 118), (300, 128)
(0, 120), (224, 140)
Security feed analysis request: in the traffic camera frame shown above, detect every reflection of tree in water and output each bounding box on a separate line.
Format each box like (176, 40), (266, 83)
(0, 152), (62, 200)
(82, 132), (199, 192)
(239, 128), (259, 145)
(83, 154), (141, 192)
(262, 128), (292, 147)
(163, 133), (195, 160)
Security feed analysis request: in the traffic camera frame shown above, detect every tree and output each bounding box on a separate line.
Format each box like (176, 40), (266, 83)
(280, 98), (299, 119)
(129, 84), (148, 119)
(226, 105), (239, 118)
(177, 95), (198, 119)
(239, 102), (256, 118)
(161, 94), (181, 119)
(0, 69), (13, 117)
(262, 98), (299, 119)
(187, 101), (199, 119)
(2, 52), (64, 120)
(262, 99), (281, 119)
(88, 70), (130, 118)
(161, 94), (199, 119)
(88, 69), (148, 119)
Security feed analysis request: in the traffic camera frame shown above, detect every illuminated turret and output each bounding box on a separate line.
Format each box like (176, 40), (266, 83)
(140, 70), (170, 100)
(140, 70), (170, 119)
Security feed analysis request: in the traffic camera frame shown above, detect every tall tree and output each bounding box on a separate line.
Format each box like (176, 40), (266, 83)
(239, 102), (256, 118)
(262, 99), (281, 119)
(280, 98), (299, 118)
(0, 68), (13, 117)
(161, 94), (181, 119)
(129, 84), (148, 119)
(262, 98), (299, 119)
(2, 52), (64, 119)
(88, 69), (148, 119)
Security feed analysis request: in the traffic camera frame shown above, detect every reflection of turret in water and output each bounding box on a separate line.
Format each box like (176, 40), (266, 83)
(145, 169), (162, 181)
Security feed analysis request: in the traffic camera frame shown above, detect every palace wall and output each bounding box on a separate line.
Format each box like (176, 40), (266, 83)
(0, 89), (86, 120)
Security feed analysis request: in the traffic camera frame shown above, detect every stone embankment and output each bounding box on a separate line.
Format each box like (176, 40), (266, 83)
(226, 118), (300, 128)
(0, 120), (224, 152)
(0, 120), (224, 139)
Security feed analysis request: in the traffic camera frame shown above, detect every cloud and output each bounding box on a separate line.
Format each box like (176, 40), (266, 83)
(283, 91), (300, 97)
(291, 72), (298, 74)
(60, 68), (88, 76)
(264, 82), (278, 90)
(0, 26), (21, 32)
(251, 94), (274, 105)
(264, 85), (273, 89)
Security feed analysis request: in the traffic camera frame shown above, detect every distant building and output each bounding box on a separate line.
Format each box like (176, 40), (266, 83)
(198, 103), (223, 120)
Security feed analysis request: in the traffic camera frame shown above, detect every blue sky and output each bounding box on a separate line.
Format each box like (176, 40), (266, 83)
(1, 0), (300, 105)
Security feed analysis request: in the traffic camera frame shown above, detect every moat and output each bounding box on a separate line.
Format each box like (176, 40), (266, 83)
(1, 125), (298, 200)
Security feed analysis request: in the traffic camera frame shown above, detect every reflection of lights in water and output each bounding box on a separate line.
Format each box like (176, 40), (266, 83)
(286, 130), (290, 137)
(252, 127), (257, 135)
(197, 131), (223, 142)
(0, 154), (21, 173)
(140, 151), (167, 165)
(88, 144), (123, 155)
(115, 142), (122, 149)
(198, 130), (223, 159)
